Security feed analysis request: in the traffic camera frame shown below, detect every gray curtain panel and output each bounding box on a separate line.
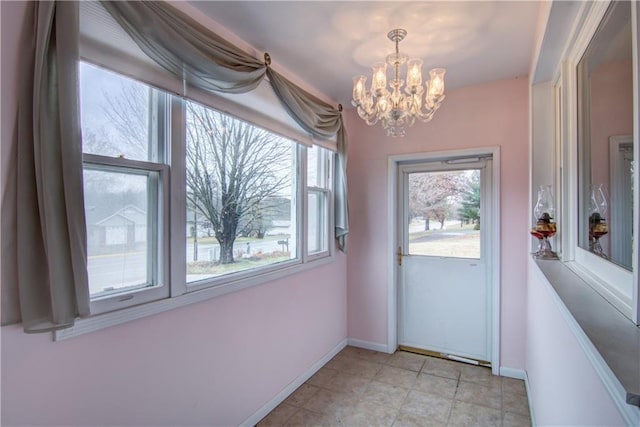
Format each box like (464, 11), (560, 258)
(102, 0), (349, 251)
(1, 1), (90, 331)
(266, 68), (349, 251)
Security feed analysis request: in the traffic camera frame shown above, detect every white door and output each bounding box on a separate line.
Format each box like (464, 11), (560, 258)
(398, 157), (493, 364)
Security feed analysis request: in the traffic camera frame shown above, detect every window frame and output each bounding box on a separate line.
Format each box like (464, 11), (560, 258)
(83, 154), (171, 314)
(558, 0), (639, 324)
(56, 57), (336, 339)
(305, 145), (334, 260)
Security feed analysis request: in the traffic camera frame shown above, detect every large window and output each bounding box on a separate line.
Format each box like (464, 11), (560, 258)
(185, 100), (298, 284)
(78, 61), (333, 315)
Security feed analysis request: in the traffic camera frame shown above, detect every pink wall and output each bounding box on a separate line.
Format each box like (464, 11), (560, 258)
(1, 258), (347, 426)
(1, 2), (347, 425)
(344, 77), (530, 370)
(526, 258), (625, 426)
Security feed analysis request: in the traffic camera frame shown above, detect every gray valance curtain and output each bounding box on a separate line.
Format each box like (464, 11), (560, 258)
(101, 0), (349, 251)
(1, 1), (90, 331)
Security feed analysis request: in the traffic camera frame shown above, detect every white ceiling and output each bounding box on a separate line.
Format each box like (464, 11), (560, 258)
(189, 1), (542, 106)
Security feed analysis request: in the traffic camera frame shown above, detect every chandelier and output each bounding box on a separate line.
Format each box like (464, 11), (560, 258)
(351, 29), (446, 137)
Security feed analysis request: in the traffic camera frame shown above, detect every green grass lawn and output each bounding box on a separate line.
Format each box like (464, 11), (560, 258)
(409, 223), (478, 241)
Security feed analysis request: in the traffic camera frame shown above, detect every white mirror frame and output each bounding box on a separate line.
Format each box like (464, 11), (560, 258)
(560, 0), (639, 324)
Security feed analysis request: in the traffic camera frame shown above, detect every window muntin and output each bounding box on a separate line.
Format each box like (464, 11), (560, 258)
(185, 100), (298, 284)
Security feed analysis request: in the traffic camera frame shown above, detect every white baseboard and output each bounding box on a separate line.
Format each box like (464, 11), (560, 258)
(501, 368), (535, 426)
(499, 366), (526, 380)
(240, 338), (348, 427)
(347, 338), (392, 354)
(523, 370), (537, 427)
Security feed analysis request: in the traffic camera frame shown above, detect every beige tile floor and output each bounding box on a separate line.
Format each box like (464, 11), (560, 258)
(257, 346), (531, 427)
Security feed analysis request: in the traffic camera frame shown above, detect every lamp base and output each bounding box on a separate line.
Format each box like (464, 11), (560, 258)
(532, 236), (559, 260)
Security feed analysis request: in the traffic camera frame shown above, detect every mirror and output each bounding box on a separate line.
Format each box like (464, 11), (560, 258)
(577, 0), (633, 270)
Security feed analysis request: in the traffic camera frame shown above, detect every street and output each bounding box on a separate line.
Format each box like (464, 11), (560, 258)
(88, 237), (290, 295)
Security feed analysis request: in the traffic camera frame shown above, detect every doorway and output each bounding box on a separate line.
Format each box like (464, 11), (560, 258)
(387, 148), (500, 374)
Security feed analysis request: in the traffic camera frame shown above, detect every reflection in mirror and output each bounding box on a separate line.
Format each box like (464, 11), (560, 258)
(577, 0), (633, 270)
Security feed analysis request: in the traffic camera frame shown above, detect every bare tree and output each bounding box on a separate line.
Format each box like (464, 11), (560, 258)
(186, 103), (291, 264)
(409, 172), (464, 230)
(93, 81), (292, 265)
(102, 84), (149, 160)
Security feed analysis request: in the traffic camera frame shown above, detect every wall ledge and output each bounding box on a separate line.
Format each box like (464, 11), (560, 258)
(532, 259), (640, 425)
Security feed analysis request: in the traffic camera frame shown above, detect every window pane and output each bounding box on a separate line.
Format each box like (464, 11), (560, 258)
(407, 169), (481, 259)
(79, 62), (153, 161)
(185, 101), (297, 283)
(84, 168), (152, 297)
(308, 145), (319, 187)
(307, 145), (329, 188)
(308, 191), (328, 254)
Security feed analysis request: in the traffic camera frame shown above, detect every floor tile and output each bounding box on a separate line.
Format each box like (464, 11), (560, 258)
(306, 366), (339, 388)
(374, 365), (419, 389)
(502, 376), (527, 396)
(339, 357), (383, 379)
(285, 408), (342, 427)
(503, 391), (530, 416)
(420, 356), (462, 380)
(340, 400), (398, 427)
(392, 411), (447, 427)
(260, 351), (533, 427)
(455, 380), (501, 410)
(400, 390), (452, 423)
(340, 346), (392, 364)
(324, 354), (347, 371)
(448, 400), (501, 427)
(413, 372), (458, 399)
(257, 403), (298, 426)
(283, 383), (320, 407)
(361, 380), (410, 409)
(387, 351), (427, 372)
(323, 372), (371, 396)
(302, 388), (360, 420)
(460, 364), (502, 391)
(503, 411), (532, 427)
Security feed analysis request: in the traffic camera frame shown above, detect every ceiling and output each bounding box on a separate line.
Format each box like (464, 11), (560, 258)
(189, 1), (542, 107)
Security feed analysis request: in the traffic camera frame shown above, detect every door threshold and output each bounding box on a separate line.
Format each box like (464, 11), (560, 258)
(398, 345), (491, 368)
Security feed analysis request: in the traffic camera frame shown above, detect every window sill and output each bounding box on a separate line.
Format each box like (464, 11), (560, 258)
(54, 254), (334, 341)
(533, 258), (640, 421)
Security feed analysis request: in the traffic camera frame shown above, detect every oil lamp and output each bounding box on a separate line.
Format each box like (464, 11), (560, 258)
(531, 185), (559, 260)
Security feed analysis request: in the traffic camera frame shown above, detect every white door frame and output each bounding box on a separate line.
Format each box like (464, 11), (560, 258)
(386, 146), (501, 375)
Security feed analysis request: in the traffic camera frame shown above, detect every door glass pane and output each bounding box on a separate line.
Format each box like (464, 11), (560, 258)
(407, 169), (481, 259)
